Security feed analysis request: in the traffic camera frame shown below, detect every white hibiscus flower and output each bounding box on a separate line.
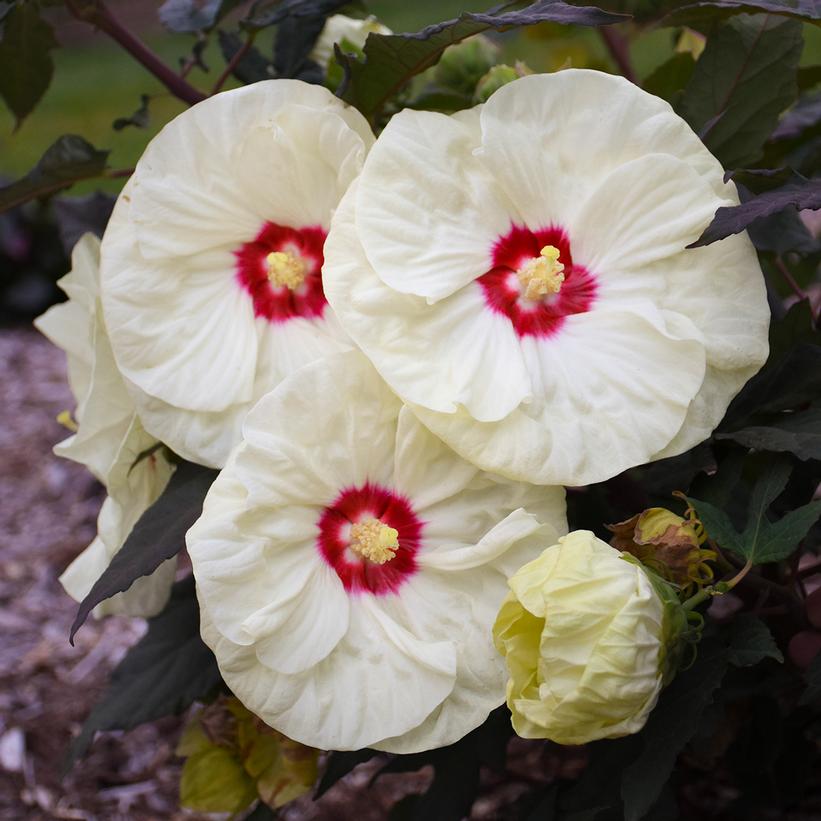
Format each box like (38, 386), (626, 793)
(187, 351), (567, 752)
(35, 234), (176, 617)
(100, 80), (374, 468)
(310, 14), (392, 69)
(323, 70), (770, 487)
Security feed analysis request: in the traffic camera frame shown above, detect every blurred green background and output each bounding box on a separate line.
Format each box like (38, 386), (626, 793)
(1, 0), (820, 191)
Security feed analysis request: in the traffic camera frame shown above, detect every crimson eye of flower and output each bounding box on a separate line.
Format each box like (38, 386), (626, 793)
(478, 224), (597, 339)
(317, 482), (423, 594)
(235, 222), (328, 323)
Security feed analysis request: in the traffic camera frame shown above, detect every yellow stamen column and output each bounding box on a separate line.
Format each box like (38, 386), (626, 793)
(266, 251), (307, 290)
(517, 245), (565, 300)
(349, 518), (400, 564)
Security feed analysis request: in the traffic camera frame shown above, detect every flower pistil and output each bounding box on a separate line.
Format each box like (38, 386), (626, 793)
(266, 250), (307, 290)
(517, 245), (565, 300)
(349, 517), (400, 564)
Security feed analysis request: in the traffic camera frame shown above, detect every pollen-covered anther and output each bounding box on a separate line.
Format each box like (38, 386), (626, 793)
(517, 244), (565, 300)
(266, 250), (307, 290)
(349, 517), (400, 564)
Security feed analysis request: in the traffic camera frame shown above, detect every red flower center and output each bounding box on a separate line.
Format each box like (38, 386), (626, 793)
(235, 222), (327, 323)
(478, 224), (597, 338)
(317, 482), (423, 596)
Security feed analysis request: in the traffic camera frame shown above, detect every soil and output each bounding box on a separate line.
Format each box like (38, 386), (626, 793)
(0, 327), (559, 821)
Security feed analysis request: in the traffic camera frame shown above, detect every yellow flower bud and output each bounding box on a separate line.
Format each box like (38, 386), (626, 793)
(493, 530), (686, 745)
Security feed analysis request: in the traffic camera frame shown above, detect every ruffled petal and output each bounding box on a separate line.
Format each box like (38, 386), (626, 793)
(478, 70), (730, 231)
(200, 598), (457, 751)
(235, 350), (400, 507)
(415, 307), (706, 486)
(355, 107), (517, 303)
(100, 81), (371, 463)
(324, 181), (531, 421)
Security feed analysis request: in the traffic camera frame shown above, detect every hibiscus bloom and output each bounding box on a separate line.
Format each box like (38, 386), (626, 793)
(323, 70), (769, 486)
(101, 80), (373, 468)
(187, 351), (567, 752)
(35, 234), (176, 617)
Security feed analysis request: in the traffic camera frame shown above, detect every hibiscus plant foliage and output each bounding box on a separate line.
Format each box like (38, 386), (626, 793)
(4, 0), (821, 819)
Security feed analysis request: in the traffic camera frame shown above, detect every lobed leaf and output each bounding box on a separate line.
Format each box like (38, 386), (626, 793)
(728, 614), (784, 666)
(690, 459), (821, 564)
(242, 0), (350, 31)
(621, 643), (728, 821)
(664, 0), (821, 27)
(69, 460), (218, 642)
(0, 135), (109, 214)
(336, 0), (628, 120)
(690, 174), (821, 246)
(68, 576), (222, 764)
(158, 0), (243, 32)
(717, 408), (821, 461)
(217, 29), (274, 84)
(680, 14), (802, 170)
(112, 94), (151, 131)
(0, 1), (58, 128)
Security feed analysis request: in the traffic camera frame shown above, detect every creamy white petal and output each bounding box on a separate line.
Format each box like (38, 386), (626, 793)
(569, 154), (733, 295)
(325, 180), (531, 421)
(100, 81), (370, 465)
(355, 107), (517, 303)
(190, 352), (569, 751)
(478, 70), (731, 230)
(201, 597), (456, 751)
(415, 307), (706, 486)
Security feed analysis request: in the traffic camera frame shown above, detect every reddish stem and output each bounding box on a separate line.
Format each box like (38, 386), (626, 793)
(599, 27), (637, 84)
(776, 256), (819, 323)
(211, 33), (255, 95)
(65, 0), (206, 106)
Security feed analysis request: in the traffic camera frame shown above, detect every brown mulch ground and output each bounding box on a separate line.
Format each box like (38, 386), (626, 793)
(0, 327), (560, 821)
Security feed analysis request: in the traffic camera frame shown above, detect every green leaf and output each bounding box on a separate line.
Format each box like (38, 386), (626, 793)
(642, 52), (696, 106)
(158, 0), (243, 32)
(0, 135), (109, 214)
(727, 614), (784, 666)
(680, 14), (802, 169)
(621, 643), (728, 821)
(69, 460), (218, 643)
(753, 500), (821, 562)
(717, 407), (821, 460)
(690, 174), (821, 246)
(68, 577), (222, 764)
(664, 0), (821, 26)
(337, 0), (628, 120)
(243, 0), (349, 30)
(690, 459), (821, 564)
(686, 496), (747, 555)
(217, 29), (273, 84)
(724, 343), (821, 426)
(0, 1), (58, 127)
(112, 94), (150, 131)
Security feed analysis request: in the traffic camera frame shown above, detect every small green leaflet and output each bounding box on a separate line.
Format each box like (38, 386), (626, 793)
(689, 459), (821, 565)
(727, 615), (784, 667)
